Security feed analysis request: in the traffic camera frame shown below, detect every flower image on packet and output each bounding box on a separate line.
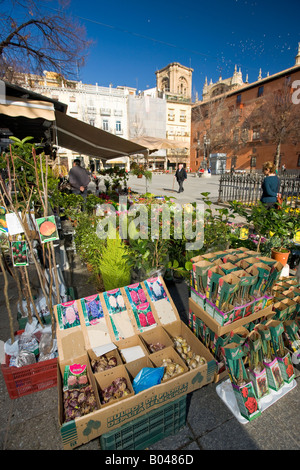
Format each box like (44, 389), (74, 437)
(80, 294), (104, 325)
(63, 363), (88, 391)
(56, 300), (81, 329)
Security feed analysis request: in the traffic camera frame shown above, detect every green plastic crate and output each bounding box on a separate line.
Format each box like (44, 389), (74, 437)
(99, 395), (187, 450)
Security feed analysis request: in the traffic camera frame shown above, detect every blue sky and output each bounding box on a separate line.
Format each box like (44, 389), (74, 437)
(54, 0), (299, 98)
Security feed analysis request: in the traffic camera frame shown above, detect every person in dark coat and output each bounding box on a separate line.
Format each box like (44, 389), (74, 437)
(68, 159), (90, 199)
(174, 163), (187, 193)
(260, 161), (281, 208)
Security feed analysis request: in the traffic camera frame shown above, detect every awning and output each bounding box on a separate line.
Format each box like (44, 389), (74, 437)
(0, 96), (56, 121)
(54, 111), (148, 161)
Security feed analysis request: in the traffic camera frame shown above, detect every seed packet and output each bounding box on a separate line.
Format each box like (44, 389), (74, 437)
(63, 363), (88, 391)
(56, 300), (81, 329)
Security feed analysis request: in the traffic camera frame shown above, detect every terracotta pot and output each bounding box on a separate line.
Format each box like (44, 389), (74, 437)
(137, 174), (142, 178)
(271, 248), (290, 266)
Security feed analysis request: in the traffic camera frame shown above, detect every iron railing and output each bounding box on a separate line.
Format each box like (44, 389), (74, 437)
(218, 173), (300, 208)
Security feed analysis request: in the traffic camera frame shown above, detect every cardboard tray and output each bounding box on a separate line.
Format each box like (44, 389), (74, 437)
(57, 322), (217, 450)
(189, 297), (273, 336)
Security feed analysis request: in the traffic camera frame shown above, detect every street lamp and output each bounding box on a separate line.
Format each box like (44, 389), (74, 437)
(203, 135), (210, 171)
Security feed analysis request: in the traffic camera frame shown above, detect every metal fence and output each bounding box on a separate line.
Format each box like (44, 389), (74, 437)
(218, 173), (300, 208)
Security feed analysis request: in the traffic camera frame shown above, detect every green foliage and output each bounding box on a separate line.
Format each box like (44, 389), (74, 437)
(98, 235), (131, 290)
(229, 200), (300, 252)
(131, 164), (152, 181)
(266, 204), (300, 250)
(201, 192), (235, 251)
(74, 213), (105, 270)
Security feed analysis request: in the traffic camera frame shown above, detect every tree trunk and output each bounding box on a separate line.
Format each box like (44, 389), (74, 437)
(274, 141), (281, 171)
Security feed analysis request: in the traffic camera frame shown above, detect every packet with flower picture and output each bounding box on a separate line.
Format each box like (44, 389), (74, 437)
(222, 343), (261, 421)
(267, 320), (295, 384)
(63, 363), (88, 391)
(246, 330), (270, 400)
(56, 300), (81, 330)
(256, 324), (284, 392)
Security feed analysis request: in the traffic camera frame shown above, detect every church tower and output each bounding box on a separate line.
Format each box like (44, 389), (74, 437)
(155, 62), (193, 99)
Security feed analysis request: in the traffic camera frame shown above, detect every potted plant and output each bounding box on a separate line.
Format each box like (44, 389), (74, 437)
(266, 204), (300, 265)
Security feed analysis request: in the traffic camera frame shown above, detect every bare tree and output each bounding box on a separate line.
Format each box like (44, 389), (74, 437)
(243, 82), (300, 170)
(0, 0), (92, 81)
(192, 95), (240, 168)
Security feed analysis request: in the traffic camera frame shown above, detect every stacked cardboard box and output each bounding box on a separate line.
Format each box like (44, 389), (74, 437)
(190, 248), (283, 326)
(188, 249), (298, 422)
(54, 276), (217, 450)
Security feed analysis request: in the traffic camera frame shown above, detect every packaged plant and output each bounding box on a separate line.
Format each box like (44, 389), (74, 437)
(246, 330), (269, 399)
(256, 325), (284, 391)
(223, 343), (261, 421)
(268, 320), (295, 383)
(283, 320), (300, 363)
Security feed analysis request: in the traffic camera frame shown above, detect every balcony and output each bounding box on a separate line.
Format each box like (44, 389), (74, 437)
(100, 108), (111, 116)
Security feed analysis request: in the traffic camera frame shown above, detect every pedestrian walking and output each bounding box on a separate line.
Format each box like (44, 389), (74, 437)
(281, 163), (286, 174)
(260, 161), (281, 208)
(174, 163), (187, 193)
(68, 159), (90, 200)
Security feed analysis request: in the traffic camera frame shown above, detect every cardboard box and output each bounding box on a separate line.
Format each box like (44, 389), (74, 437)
(190, 287), (206, 309)
(88, 346), (123, 373)
(139, 325), (173, 354)
(149, 346), (188, 382)
(116, 335), (149, 363)
(125, 356), (156, 382)
(55, 276), (217, 450)
(58, 335), (216, 450)
(189, 297), (273, 337)
(94, 364), (135, 408)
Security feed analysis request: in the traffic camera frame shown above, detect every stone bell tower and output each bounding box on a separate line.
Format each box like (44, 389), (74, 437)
(155, 62), (193, 99)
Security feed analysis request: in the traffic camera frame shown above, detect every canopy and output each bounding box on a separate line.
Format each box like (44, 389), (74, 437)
(0, 96), (56, 121)
(131, 136), (188, 151)
(54, 111), (148, 160)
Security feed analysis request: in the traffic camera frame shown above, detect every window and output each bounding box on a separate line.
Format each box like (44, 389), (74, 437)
(252, 127), (260, 140)
(236, 94), (241, 104)
(168, 109), (175, 121)
(241, 128), (249, 142)
(116, 121), (122, 133)
(258, 86), (264, 97)
(102, 119), (109, 131)
(180, 110), (186, 122)
(250, 156), (257, 168)
(89, 119), (95, 127)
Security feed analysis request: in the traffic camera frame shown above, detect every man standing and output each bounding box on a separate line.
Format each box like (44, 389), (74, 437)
(68, 159), (90, 199)
(174, 163), (187, 193)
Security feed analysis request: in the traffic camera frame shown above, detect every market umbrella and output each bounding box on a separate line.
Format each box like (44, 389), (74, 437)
(131, 136), (188, 152)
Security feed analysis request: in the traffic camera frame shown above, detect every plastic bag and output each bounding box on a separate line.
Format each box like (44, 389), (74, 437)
(132, 367), (164, 393)
(15, 350), (36, 367)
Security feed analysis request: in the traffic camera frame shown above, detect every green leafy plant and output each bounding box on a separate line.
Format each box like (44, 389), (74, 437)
(98, 234), (131, 290)
(201, 192), (235, 251)
(229, 200), (300, 253)
(266, 204), (300, 252)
